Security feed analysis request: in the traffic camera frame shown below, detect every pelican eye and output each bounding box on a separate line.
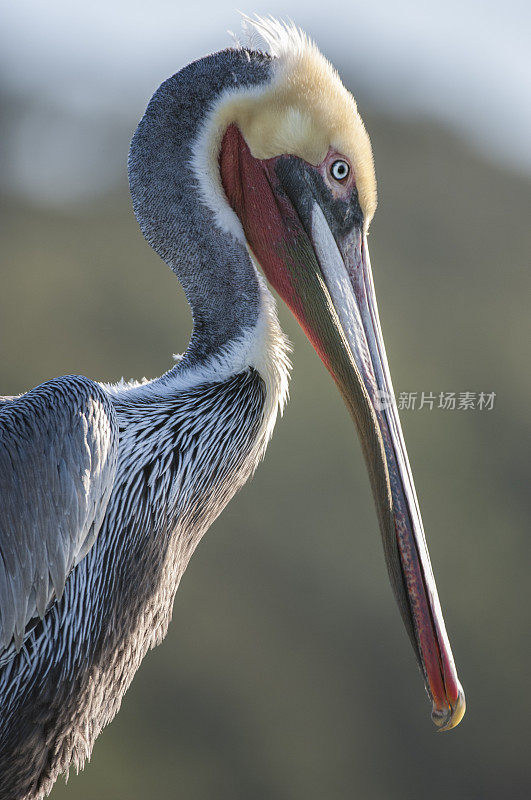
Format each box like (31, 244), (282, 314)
(329, 159), (350, 182)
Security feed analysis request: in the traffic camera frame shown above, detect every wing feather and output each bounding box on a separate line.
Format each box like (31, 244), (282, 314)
(0, 375), (118, 652)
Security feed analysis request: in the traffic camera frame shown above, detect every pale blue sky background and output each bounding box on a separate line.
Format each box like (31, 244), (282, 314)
(1, 0), (530, 203)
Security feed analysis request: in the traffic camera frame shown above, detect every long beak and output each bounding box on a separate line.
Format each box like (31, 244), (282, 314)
(307, 205), (465, 730)
(219, 125), (465, 729)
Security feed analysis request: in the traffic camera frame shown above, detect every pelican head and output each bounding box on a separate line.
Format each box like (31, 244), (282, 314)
(190, 17), (465, 730)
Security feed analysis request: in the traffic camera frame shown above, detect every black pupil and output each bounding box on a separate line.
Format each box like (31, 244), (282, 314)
(334, 162), (347, 178)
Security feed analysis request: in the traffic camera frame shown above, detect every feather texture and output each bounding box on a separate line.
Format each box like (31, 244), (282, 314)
(0, 367), (276, 800)
(0, 376), (118, 653)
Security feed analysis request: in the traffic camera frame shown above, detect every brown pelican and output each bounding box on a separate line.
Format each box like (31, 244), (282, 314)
(0, 17), (465, 800)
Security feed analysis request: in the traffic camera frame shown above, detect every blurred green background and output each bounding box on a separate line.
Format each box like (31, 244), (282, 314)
(1, 3), (531, 799)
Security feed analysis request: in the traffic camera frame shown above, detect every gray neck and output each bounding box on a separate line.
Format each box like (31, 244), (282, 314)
(128, 48), (273, 367)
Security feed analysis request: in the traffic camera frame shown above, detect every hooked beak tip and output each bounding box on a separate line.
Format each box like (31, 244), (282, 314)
(431, 683), (466, 732)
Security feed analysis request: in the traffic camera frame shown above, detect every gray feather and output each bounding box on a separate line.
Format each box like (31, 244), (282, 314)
(0, 375), (118, 653)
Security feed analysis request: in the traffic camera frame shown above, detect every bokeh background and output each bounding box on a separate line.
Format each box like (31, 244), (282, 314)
(1, 1), (530, 798)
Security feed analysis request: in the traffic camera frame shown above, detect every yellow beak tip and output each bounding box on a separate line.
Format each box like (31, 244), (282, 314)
(431, 684), (466, 732)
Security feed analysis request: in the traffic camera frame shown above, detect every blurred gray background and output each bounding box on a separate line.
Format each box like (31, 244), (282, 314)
(1, 1), (530, 798)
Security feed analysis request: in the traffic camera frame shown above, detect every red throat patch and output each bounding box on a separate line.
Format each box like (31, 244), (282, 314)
(219, 124), (301, 311)
(219, 123), (333, 368)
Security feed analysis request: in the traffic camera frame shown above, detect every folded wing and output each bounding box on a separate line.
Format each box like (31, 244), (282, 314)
(0, 375), (118, 654)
